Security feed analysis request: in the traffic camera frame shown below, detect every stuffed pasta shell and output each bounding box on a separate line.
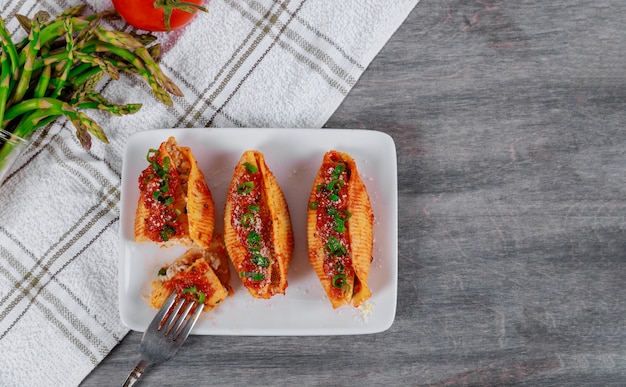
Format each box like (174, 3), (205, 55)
(149, 234), (232, 312)
(307, 150), (373, 308)
(135, 136), (215, 248)
(224, 150), (294, 298)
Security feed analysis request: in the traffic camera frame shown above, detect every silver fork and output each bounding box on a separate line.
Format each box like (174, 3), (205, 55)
(123, 292), (204, 386)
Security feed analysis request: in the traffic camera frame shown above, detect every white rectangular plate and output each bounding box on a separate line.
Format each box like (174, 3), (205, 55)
(119, 128), (398, 335)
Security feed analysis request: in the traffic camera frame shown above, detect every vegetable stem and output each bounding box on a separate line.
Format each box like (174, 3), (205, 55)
(0, 5), (183, 168)
(0, 17), (20, 80)
(0, 50), (11, 127)
(9, 16), (43, 105)
(154, 0), (209, 32)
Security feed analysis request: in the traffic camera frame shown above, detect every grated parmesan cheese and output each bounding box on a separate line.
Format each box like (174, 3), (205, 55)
(357, 301), (374, 323)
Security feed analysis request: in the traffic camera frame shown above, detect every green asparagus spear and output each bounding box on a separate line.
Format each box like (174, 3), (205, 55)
(75, 91), (142, 116)
(0, 16), (20, 80)
(49, 18), (75, 98)
(86, 42), (173, 106)
(135, 47), (182, 97)
(94, 27), (144, 51)
(0, 50), (10, 127)
(0, 5), (185, 162)
(9, 15), (43, 105)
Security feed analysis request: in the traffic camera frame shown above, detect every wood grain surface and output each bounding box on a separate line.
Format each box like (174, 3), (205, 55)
(83, 0), (626, 385)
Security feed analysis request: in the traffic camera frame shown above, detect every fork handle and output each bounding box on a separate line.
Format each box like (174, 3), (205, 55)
(123, 359), (149, 387)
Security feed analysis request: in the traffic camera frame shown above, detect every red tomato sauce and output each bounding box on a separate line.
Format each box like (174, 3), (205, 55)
(229, 166), (271, 290)
(313, 157), (354, 300)
(165, 260), (216, 302)
(138, 153), (183, 242)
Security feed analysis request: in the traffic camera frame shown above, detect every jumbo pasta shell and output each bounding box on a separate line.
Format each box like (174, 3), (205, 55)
(181, 146), (215, 248)
(135, 137), (214, 248)
(307, 150), (373, 308)
(224, 150), (294, 299)
(149, 235), (231, 312)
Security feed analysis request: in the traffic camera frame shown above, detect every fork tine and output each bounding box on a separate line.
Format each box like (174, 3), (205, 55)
(145, 292), (177, 333)
(161, 295), (186, 331)
(170, 300), (194, 337)
(175, 302), (204, 341)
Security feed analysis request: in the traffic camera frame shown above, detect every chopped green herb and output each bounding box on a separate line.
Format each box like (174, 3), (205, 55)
(160, 225), (176, 241)
(324, 236), (346, 257)
(164, 208), (181, 223)
(309, 201), (319, 210)
(182, 285), (206, 303)
(237, 181), (254, 195)
(247, 230), (262, 251)
(251, 253), (270, 267)
(162, 156), (171, 173)
(241, 212), (255, 228)
(158, 268), (167, 276)
(327, 178), (344, 193)
(239, 271), (264, 281)
(243, 162), (258, 174)
(331, 164), (345, 179)
(332, 273), (347, 289)
(334, 217), (346, 233)
(147, 149), (158, 163)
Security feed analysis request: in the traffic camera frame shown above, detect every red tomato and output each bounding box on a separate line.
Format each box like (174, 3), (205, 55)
(112, 0), (207, 32)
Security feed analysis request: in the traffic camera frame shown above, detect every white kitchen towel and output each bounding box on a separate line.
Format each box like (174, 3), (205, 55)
(0, 0), (418, 385)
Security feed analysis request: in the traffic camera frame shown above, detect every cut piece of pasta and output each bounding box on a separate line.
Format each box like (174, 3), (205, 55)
(307, 150), (374, 308)
(224, 150), (294, 299)
(149, 234), (231, 312)
(135, 136), (214, 248)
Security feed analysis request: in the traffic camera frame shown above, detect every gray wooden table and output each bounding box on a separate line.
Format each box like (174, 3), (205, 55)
(83, 1), (626, 385)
